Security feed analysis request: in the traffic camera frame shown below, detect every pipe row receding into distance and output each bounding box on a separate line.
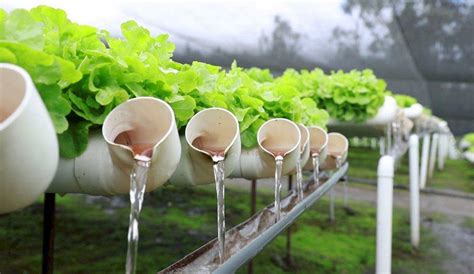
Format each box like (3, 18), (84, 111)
(0, 63), (349, 214)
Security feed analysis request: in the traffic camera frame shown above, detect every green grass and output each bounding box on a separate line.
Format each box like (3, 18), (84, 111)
(348, 147), (474, 193)
(0, 184), (443, 273)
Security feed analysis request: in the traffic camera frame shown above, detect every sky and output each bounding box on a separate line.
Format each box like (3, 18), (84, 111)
(0, 0), (357, 64)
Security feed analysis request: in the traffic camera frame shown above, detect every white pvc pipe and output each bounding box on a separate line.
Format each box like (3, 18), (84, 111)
(419, 134), (431, 189)
(320, 132), (349, 171)
(437, 134), (446, 170)
(230, 119), (301, 180)
(0, 64), (59, 214)
(48, 97), (181, 195)
(169, 108), (241, 186)
(328, 96), (398, 127)
(303, 126), (328, 171)
(409, 135), (420, 248)
(448, 134), (458, 160)
(376, 155), (394, 274)
(428, 133), (438, 179)
(402, 103), (423, 120)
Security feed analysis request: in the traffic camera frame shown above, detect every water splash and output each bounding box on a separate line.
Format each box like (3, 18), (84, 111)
(212, 155), (226, 264)
(274, 155), (284, 222)
(126, 159), (151, 274)
(295, 157), (303, 201)
(312, 153), (320, 186)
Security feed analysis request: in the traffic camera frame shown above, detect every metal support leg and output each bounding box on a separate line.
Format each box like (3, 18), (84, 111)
(420, 134), (430, 189)
(247, 180), (257, 274)
(376, 156), (394, 274)
(285, 176), (293, 267)
(42, 193), (56, 274)
(409, 135), (420, 248)
(329, 189), (335, 222)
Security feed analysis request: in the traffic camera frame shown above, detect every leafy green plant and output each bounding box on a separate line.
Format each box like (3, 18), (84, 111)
(463, 133), (474, 146)
(1, 6), (391, 157)
(394, 94), (417, 108)
(311, 69), (387, 122)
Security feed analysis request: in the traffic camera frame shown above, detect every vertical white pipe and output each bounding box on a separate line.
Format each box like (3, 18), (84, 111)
(379, 137), (385, 156)
(386, 123), (392, 153)
(448, 135), (458, 160)
(420, 134), (431, 189)
(437, 135), (446, 170)
(376, 155), (394, 274)
(409, 135), (420, 248)
(428, 134), (438, 179)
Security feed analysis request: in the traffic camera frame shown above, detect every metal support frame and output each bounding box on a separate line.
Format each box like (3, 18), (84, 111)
(214, 164), (347, 274)
(161, 164), (348, 273)
(285, 175), (293, 267)
(247, 179), (257, 274)
(42, 193), (56, 274)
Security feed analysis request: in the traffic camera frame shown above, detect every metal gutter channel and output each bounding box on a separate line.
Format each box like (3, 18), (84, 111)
(212, 163), (349, 274)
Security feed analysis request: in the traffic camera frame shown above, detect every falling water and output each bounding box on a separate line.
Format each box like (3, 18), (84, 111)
(212, 155), (226, 264)
(274, 155), (284, 222)
(126, 158), (151, 274)
(192, 137), (227, 264)
(312, 153), (320, 186)
(114, 131), (153, 274)
(295, 157), (303, 201)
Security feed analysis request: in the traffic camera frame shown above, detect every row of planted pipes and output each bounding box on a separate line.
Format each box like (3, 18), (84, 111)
(0, 64), (349, 273)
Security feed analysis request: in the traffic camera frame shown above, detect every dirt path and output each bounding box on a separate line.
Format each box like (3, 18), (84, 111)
(227, 178), (474, 218)
(227, 178), (474, 273)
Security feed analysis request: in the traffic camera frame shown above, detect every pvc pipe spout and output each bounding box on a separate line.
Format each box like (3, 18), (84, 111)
(297, 124), (311, 168)
(169, 108), (240, 186)
(0, 64), (59, 214)
(48, 97), (181, 195)
(403, 103), (423, 120)
(303, 126), (328, 170)
(231, 118), (301, 179)
(320, 133), (349, 171)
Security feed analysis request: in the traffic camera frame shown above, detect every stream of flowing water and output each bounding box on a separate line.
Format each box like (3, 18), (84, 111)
(295, 157), (303, 201)
(114, 131), (153, 274)
(192, 136), (227, 264)
(126, 158), (151, 274)
(212, 155), (226, 264)
(312, 153), (320, 186)
(274, 155), (284, 222)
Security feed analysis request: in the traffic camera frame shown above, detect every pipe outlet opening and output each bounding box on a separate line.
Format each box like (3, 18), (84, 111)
(258, 118), (300, 158)
(308, 126), (328, 156)
(0, 66), (27, 126)
(297, 124), (310, 153)
(186, 108), (239, 159)
(103, 97), (175, 160)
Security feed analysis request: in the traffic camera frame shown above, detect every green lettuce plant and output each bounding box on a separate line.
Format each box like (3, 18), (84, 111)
(2, 6), (392, 157)
(394, 94), (417, 108)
